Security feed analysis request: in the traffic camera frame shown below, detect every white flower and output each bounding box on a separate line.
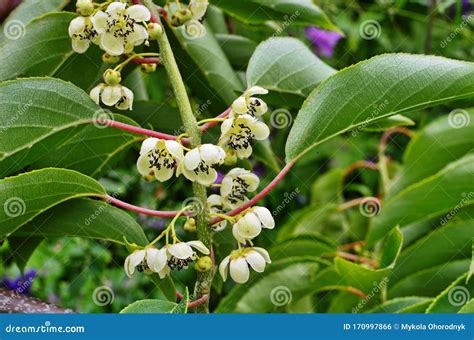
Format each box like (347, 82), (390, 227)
(68, 16), (99, 53)
(232, 207), (275, 243)
(183, 0), (208, 38)
(207, 194), (227, 232)
(155, 241), (210, 278)
(92, 2), (151, 56)
(221, 168), (259, 209)
(90, 83), (134, 110)
(179, 144), (226, 185)
(219, 114), (270, 159)
(137, 138), (184, 181)
(231, 86), (268, 117)
(124, 247), (165, 277)
(219, 247), (271, 283)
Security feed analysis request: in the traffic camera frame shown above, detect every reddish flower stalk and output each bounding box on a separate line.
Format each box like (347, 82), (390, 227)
(345, 287), (368, 299)
(103, 195), (187, 218)
(379, 127), (414, 153)
(335, 251), (379, 268)
(338, 241), (365, 251)
(199, 107), (231, 132)
(132, 57), (161, 64)
(175, 291), (209, 308)
(102, 119), (190, 144)
(344, 160), (378, 176)
(210, 160), (296, 224)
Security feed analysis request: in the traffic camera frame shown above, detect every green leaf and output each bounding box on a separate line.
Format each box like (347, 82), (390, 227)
(389, 111), (474, 196)
(458, 299), (474, 313)
(0, 12), (75, 81)
(0, 78), (100, 176)
(426, 272), (474, 313)
(367, 297), (430, 313)
(7, 236), (43, 274)
(13, 199), (148, 246)
(389, 260), (470, 298)
(363, 114), (415, 132)
(120, 299), (182, 313)
(0, 168), (105, 239)
(172, 24), (244, 105)
(31, 115), (142, 178)
(0, 0), (68, 44)
(215, 34), (256, 68)
(270, 235), (335, 261)
(310, 168), (344, 206)
(367, 153), (474, 246)
(215, 257), (320, 313)
(126, 101), (183, 134)
(393, 220), (474, 279)
(468, 241), (474, 283)
(285, 54), (474, 162)
(247, 37), (336, 98)
(211, 0), (340, 32)
(149, 274), (177, 303)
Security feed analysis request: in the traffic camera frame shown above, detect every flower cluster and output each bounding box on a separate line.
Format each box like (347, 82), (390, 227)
(167, 0), (209, 39)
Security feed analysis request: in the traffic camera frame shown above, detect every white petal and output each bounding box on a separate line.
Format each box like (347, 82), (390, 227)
(72, 39), (90, 53)
(69, 16), (86, 36)
(220, 175), (233, 198)
(200, 144), (221, 164)
(140, 138), (158, 155)
(230, 257), (250, 283)
(189, 0), (208, 19)
(137, 152), (153, 177)
(106, 1), (126, 14)
(158, 265), (170, 279)
(231, 96), (248, 114)
(182, 166), (197, 182)
(146, 248), (167, 272)
(207, 194), (223, 207)
(212, 220), (227, 232)
(126, 4), (151, 21)
(128, 24), (148, 46)
(235, 212), (262, 239)
(184, 148), (200, 170)
(117, 86), (134, 110)
(232, 224), (246, 243)
(165, 140), (184, 160)
(101, 85), (122, 106)
(220, 118), (233, 135)
(245, 86), (268, 96)
(155, 167), (173, 182)
(236, 145), (253, 159)
(196, 168), (217, 186)
(253, 247), (271, 263)
(251, 98), (268, 116)
(124, 250), (145, 277)
(245, 250), (266, 273)
(89, 85), (102, 105)
(168, 243), (193, 259)
(187, 240), (210, 254)
(219, 255), (231, 282)
(101, 33), (125, 56)
(251, 121), (270, 140)
(241, 173), (260, 192)
(91, 11), (108, 33)
(253, 207), (275, 229)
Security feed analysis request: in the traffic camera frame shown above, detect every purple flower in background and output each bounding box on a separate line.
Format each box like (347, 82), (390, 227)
(2, 269), (36, 295)
(212, 171), (225, 193)
(450, 0), (472, 17)
(253, 163), (266, 178)
(305, 26), (343, 58)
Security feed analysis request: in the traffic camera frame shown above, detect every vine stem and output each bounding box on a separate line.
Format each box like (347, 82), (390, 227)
(104, 195), (187, 217)
(143, 0), (211, 313)
(199, 107), (231, 132)
(132, 57), (161, 64)
(103, 119), (189, 143)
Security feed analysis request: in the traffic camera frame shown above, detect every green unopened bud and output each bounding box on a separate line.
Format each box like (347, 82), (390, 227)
(76, 0), (94, 16)
(102, 53), (121, 65)
(103, 69), (121, 86)
(140, 63), (157, 73)
(195, 256), (212, 272)
(170, 8), (193, 26)
(224, 150), (237, 166)
(148, 23), (163, 40)
(183, 218), (196, 233)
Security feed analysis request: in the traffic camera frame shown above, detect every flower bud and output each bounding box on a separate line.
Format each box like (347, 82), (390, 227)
(102, 53), (121, 65)
(195, 256), (212, 272)
(140, 63), (157, 73)
(184, 218), (196, 233)
(148, 23), (163, 40)
(103, 69), (121, 86)
(171, 8), (193, 26)
(224, 150), (237, 166)
(76, 0), (94, 16)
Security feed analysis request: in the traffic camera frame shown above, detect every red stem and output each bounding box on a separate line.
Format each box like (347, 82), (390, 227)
(344, 160), (378, 176)
(210, 160), (295, 224)
(104, 195), (185, 218)
(132, 57), (161, 64)
(187, 294), (209, 308)
(103, 119), (190, 144)
(379, 127), (414, 153)
(199, 107), (231, 132)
